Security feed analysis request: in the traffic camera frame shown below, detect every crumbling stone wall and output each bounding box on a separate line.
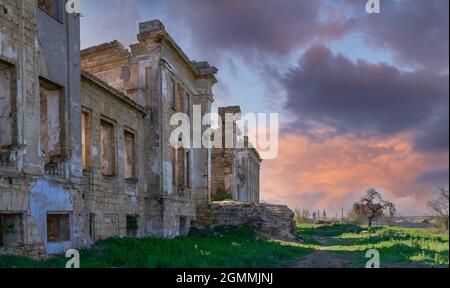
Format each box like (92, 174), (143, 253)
(81, 20), (218, 238)
(1, 1), (269, 258)
(211, 107), (262, 203)
(195, 201), (296, 241)
(1, 0), (83, 256)
(80, 72), (149, 241)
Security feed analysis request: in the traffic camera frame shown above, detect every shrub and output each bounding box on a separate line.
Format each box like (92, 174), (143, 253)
(212, 185), (232, 202)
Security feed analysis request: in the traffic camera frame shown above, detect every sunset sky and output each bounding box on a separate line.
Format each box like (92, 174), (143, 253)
(80, 0), (449, 216)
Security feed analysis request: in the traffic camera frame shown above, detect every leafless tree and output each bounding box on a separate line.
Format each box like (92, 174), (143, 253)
(354, 188), (396, 228)
(428, 186), (449, 231)
(294, 208), (312, 224)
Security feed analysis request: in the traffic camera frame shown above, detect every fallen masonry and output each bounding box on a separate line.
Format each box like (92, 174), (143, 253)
(194, 201), (297, 241)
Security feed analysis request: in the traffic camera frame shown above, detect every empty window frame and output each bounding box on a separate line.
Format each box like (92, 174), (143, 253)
(177, 147), (185, 188)
(40, 78), (63, 164)
(0, 214), (23, 248)
(0, 62), (13, 148)
(47, 213), (70, 243)
(179, 217), (189, 236)
(185, 150), (191, 188)
(100, 120), (115, 177)
(171, 147), (177, 188)
(176, 84), (184, 112)
(81, 110), (91, 170)
(124, 130), (136, 180)
(89, 213), (95, 240)
(38, 0), (62, 21)
(185, 92), (191, 117)
(126, 215), (138, 237)
(170, 78), (176, 110)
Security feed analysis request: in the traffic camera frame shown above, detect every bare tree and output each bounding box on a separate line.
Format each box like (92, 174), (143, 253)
(428, 186), (449, 231)
(354, 189), (396, 228)
(294, 208), (312, 224)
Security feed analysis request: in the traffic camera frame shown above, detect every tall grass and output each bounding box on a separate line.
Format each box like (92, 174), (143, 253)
(0, 227), (312, 268)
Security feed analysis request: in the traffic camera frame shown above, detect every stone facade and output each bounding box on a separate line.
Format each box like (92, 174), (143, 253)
(0, 1), (219, 255)
(80, 20), (218, 238)
(211, 106), (262, 203)
(235, 137), (262, 203)
(1, 2), (269, 258)
(195, 201), (296, 241)
(1, 0), (81, 257)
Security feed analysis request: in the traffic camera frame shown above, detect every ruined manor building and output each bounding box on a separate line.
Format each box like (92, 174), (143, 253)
(211, 106), (261, 203)
(0, 0), (261, 257)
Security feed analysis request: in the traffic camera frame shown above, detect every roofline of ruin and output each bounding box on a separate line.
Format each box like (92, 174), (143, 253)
(81, 70), (148, 116)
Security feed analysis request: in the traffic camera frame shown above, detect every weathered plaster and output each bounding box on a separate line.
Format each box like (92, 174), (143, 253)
(29, 180), (74, 254)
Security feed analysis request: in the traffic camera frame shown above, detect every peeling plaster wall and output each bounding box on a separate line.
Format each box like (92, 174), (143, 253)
(29, 180), (74, 254)
(1, 0), (83, 257)
(3, 13), (222, 257)
(36, 2), (82, 179)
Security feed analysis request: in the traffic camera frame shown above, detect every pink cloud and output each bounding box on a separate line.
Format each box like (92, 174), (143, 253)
(261, 133), (448, 216)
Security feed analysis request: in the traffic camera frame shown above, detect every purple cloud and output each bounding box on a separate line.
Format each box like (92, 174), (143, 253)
(278, 45), (449, 139)
(350, 0), (449, 71)
(166, 0), (350, 58)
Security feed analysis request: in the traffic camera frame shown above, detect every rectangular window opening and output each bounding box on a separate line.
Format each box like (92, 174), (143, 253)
(179, 217), (189, 236)
(186, 151), (191, 188)
(177, 147), (185, 189)
(126, 215), (138, 237)
(176, 84), (184, 112)
(170, 78), (176, 110)
(81, 111), (90, 170)
(46, 213), (70, 243)
(100, 120), (115, 177)
(0, 214), (23, 248)
(171, 147), (177, 188)
(40, 79), (63, 165)
(124, 130), (136, 180)
(89, 213), (95, 240)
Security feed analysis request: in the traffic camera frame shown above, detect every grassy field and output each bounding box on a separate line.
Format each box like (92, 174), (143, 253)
(0, 227), (312, 268)
(296, 224), (449, 268)
(0, 224), (448, 268)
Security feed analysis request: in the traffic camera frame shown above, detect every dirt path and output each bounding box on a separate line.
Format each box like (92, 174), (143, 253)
(290, 236), (354, 268)
(291, 249), (352, 268)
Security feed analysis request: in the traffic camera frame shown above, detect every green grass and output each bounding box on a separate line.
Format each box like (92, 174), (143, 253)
(0, 227), (312, 268)
(297, 224), (449, 268)
(1, 224), (447, 268)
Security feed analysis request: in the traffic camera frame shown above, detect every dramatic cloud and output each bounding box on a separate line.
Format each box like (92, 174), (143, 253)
(166, 0), (350, 58)
(279, 45), (449, 140)
(413, 107), (449, 153)
(352, 0), (449, 71)
(80, 1), (449, 215)
(261, 133), (448, 215)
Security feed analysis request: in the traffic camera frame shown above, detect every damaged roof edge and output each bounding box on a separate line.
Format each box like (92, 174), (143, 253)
(80, 20), (218, 82)
(80, 40), (127, 56)
(149, 30), (218, 81)
(137, 20), (218, 81)
(81, 70), (148, 116)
